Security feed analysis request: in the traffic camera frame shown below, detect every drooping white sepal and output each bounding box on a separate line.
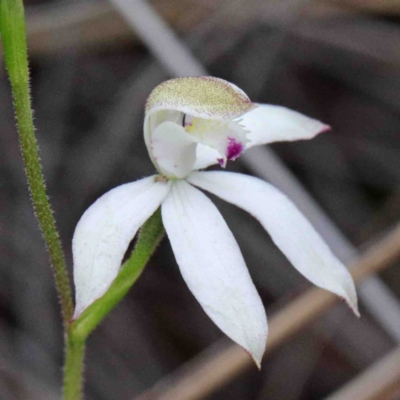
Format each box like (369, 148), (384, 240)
(187, 171), (359, 316)
(73, 176), (171, 318)
(162, 180), (268, 367)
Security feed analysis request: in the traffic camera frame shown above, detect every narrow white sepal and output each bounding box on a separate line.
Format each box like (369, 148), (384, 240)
(187, 171), (359, 316)
(242, 104), (330, 149)
(73, 176), (171, 319)
(162, 180), (268, 366)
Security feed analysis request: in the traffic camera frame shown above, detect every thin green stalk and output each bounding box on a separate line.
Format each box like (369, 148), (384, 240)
(0, 0), (74, 324)
(63, 334), (85, 400)
(1, 3), (165, 397)
(63, 209), (164, 399)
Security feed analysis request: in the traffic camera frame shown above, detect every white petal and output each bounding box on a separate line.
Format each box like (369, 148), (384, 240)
(151, 121), (197, 178)
(193, 143), (221, 170)
(185, 117), (247, 168)
(73, 176), (171, 318)
(187, 171), (359, 315)
(162, 180), (267, 366)
(242, 104), (330, 149)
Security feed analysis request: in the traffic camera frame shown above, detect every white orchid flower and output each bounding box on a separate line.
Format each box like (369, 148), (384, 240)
(72, 77), (358, 367)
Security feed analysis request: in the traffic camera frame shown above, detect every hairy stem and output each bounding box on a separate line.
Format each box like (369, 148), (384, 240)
(63, 333), (85, 400)
(63, 209), (164, 398)
(1, 3), (165, 397)
(0, 0), (73, 325)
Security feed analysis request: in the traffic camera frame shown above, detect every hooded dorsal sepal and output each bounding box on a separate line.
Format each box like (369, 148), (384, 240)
(145, 76), (255, 120)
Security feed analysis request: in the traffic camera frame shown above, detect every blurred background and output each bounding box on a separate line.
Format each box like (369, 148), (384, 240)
(1, 0), (400, 399)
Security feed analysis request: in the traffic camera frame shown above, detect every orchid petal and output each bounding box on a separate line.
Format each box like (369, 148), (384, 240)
(73, 176), (171, 318)
(151, 121), (197, 178)
(162, 180), (267, 366)
(187, 171), (359, 315)
(242, 104), (330, 149)
(193, 143), (221, 170)
(185, 117), (248, 168)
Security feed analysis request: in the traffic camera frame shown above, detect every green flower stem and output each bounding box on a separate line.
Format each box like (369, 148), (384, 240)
(63, 209), (164, 399)
(63, 334), (85, 400)
(0, 0), (73, 324)
(1, 3), (165, 397)
(71, 208), (165, 342)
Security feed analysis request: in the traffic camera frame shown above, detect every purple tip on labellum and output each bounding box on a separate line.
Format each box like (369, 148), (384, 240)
(226, 137), (243, 161)
(216, 138), (244, 168)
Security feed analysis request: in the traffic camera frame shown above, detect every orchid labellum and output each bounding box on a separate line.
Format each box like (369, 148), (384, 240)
(72, 77), (358, 367)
